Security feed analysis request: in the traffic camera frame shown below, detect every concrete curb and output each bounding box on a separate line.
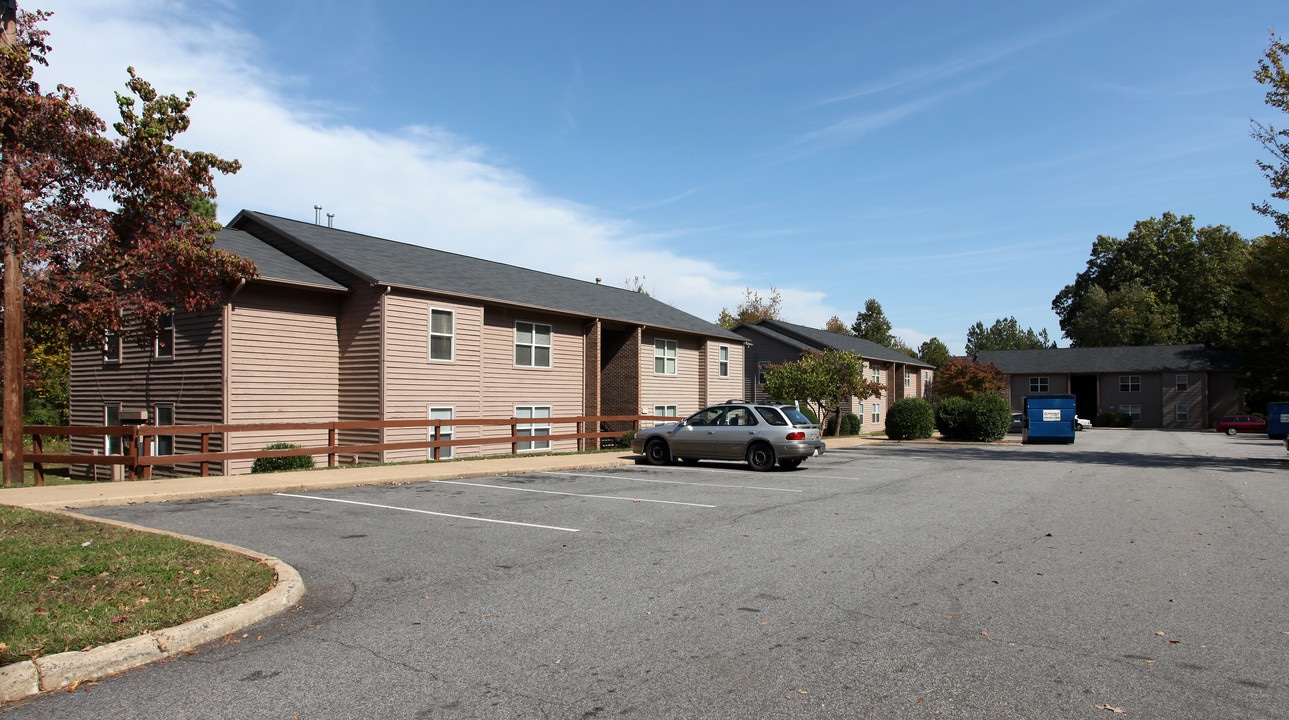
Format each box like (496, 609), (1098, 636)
(0, 515), (305, 705)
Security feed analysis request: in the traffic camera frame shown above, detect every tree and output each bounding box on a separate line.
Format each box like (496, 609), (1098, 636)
(917, 337), (951, 368)
(1253, 33), (1289, 236)
(850, 298), (893, 346)
(823, 315), (850, 334)
(964, 317), (1052, 355)
(1051, 213), (1249, 348)
(933, 358), (1007, 400)
(717, 286), (782, 329)
(762, 348), (883, 436)
(622, 275), (650, 295)
(886, 336), (918, 358)
(0, 11), (253, 484)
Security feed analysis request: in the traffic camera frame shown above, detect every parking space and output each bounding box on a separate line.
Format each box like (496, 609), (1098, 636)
(14, 430), (1289, 720)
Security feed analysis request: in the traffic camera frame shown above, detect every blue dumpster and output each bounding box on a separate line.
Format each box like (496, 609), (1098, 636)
(1022, 395), (1077, 444)
(1268, 402), (1289, 440)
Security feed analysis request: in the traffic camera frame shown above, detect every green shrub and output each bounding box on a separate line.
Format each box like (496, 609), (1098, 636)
(1095, 412), (1116, 428)
(617, 429), (637, 448)
(1097, 412), (1133, 428)
(885, 398), (934, 440)
(250, 442), (316, 474)
(839, 412), (862, 436)
(936, 396), (971, 439)
(966, 392), (1012, 442)
(796, 404), (820, 425)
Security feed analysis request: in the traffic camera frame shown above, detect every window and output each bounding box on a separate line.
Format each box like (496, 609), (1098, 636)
(871, 366), (881, 383)
(153, 404), (174, 456)
(905, 369), (912, 389)
(871, 403), (881, 424)
(757, 361), (771, 386)
(155, 314), (174, 359)
(718, 346), (729, 377)
(515, 406), (551, 451)
(429, 309), (454, 361)
(1119, 375), (1141, 392)
(104, 404), (123, 455)
(1030, 377), (1049, 393)
(1176, 404), (1189, 422)
(515, 321), (552, 367)
(1122, 404), (1141, 421)
(428, 407), (454, 460)
(653, 405), (678, 427)
(654, 339), (677, 375)
(1176, 375), (1189, 392)
(104, 330), (121, 363)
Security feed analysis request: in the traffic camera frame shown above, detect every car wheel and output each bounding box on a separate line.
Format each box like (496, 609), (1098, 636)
(1225, 427), (1238, 436)
(746, 443), (776, 472)
(778, 458), (803, 470)
(644, 438), (672, 465)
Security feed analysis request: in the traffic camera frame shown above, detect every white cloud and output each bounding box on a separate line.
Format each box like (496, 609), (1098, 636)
(35, 0), (829, 326)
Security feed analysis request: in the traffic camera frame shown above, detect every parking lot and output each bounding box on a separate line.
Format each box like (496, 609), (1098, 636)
(6, 430), (1288, 719)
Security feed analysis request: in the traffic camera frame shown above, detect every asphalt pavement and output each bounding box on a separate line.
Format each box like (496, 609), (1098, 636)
(2, 430), (1286, 719)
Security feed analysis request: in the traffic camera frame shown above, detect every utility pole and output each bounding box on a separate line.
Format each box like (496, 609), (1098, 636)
(1, 0), (24, 486)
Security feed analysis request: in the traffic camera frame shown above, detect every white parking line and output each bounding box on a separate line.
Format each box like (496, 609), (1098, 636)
(274, 493), (580, 532)
(546, 471), (803, 493)
(434, 480), (717, 508)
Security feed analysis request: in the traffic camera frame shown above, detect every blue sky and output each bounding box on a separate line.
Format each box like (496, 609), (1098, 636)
(37, 0), (1287, 353)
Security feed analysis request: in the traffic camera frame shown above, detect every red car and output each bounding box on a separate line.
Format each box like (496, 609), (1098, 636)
(1216, 415), (1267, 436)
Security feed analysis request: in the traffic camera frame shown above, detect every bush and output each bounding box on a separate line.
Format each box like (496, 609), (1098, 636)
(885, 398), (934, 440)
(617, 429), (637, 448)
(966, 392), (1012, 442)
(935, 396), (971, 439)
(250, 442), (316, 474)
(796, 404), (820, 425)
(839, 412), (862, 436)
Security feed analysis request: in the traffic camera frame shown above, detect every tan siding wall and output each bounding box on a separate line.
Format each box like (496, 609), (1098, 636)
(226, 285), (340, 474)
(382, 294), (487, 462)
(69, 309), (225, 479)
(640, 333), (703, 420)
(704, 341), (744, 406)
(338, 285), (383, 461)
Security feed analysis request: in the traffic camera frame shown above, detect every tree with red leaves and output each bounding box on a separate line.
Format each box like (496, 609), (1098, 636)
(1, 8), (255, 485)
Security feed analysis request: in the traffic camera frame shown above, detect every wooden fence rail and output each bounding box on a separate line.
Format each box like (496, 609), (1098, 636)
(6, 414), (658, 485)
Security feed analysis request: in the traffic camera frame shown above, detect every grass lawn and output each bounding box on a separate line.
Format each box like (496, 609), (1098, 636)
(0, 506), (276, 666)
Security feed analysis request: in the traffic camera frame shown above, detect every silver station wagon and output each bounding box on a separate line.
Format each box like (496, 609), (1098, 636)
(631, 401), (825, 471)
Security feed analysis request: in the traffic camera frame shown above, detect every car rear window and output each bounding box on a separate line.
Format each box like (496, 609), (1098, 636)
(754, 407), (788, 426)
(777, 407), (814, 426)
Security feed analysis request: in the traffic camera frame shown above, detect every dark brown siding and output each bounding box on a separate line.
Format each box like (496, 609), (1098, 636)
(69, 309), (226, 479)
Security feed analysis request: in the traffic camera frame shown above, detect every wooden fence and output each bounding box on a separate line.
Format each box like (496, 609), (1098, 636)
(11, 414), (655, 485)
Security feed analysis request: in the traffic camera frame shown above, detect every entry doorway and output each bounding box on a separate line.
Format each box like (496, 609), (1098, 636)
(1071, 375), (1098, 421)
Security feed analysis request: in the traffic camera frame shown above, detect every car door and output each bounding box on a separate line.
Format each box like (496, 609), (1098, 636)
(707, 407), (759, 459)
(670, 407), (723, 458)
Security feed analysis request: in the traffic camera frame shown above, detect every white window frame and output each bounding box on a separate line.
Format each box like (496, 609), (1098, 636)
(1119, 375), (1141, 392)
(718, 346), (729, 377)
(757, 361), (771, 386)
(1176, 404), (1188, 422)
(1176, 374), (1189, 392)
(904, 369), (912, 388)
(654, 339), (677, 375)
(428, 406), (454, 460)
(154, 314), (174, 359)
(153, 403), (174, 456)
(1122, 404), (1142, 421)
(514, 321), (553, 368)
(1030, 376), (1049, 393)
(104, 329), (121, 363)
(428, 308), (454, 362)
(104, 403), (123, 455)
(871, 403), (881, 424)
(515, 406), (552, 451)
(653, 404), (678, 427)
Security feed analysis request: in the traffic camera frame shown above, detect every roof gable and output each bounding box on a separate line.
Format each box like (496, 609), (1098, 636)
(226, 210), (741, 341)
(738, 318), (933, 368)
(214, 228), (346, 291)
(974, 345), (1239, 374)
